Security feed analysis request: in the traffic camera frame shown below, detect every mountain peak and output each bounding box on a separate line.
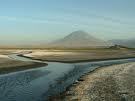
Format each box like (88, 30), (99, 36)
(50, 30), (111, 48)
(64, 30), (94, 41)
(71, 30), (88, 34)
(69, 30), (90, 37)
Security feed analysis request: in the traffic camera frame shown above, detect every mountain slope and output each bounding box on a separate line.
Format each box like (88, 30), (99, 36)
(50, 30), (111, 48)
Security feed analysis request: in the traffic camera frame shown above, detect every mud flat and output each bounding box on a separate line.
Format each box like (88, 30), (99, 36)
(0, 55), (47, 74)
(24, 49), (135, 63)
(56, 62), (135, 101)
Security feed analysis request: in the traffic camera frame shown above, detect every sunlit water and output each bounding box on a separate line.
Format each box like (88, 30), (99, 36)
(0, 54), (135, 101)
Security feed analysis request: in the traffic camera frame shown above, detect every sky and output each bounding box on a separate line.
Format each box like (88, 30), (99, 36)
(0, 0), (135, 45)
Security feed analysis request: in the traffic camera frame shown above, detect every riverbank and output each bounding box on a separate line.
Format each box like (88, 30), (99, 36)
(23, 49), (135, 63)
(0, 55), (47, 74)
(0, 48), (135, 63)
(54, 62), (135, 101)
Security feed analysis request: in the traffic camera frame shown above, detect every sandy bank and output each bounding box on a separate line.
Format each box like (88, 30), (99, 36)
(0, 56), (47, 74)
(54, 62), (135, 101)
(23, 49), (135, 63)
(0, 55), (10, 58)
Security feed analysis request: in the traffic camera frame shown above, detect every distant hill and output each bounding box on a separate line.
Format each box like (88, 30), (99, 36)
(50, 30), (111, 48)
(110, 39), (135, 48)
(109, 45), (129, 49)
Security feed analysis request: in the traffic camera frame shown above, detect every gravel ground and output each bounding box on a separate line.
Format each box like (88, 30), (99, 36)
(58, 62), (135, 101)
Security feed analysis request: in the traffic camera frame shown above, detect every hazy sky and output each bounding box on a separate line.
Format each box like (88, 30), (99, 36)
(0, 0), (135, 44)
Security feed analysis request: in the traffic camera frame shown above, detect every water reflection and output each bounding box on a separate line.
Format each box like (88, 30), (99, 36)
(0, 70), (50, 101)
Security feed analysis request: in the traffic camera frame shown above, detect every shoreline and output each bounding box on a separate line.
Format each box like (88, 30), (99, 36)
(0, 55), (47, 74)
(53, 62), (135, 101)
(20, 54), (135, 63)
(3, 54), (135, 75)
(48, 64), (107, 101)
(0, 62), (47, 74)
